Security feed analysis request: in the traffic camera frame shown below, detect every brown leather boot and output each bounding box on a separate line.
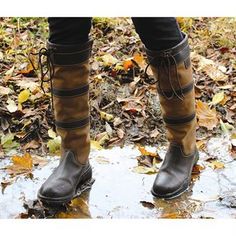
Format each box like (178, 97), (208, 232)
(145, 32), (199, 199)
(38, 40), (93, 205)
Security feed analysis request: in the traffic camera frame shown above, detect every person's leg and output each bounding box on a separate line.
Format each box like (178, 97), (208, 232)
(48, 17), (92, 44)
(132, 17), (183, 50)
(132, 17), (198, 199)
(38, 17), (94, 205)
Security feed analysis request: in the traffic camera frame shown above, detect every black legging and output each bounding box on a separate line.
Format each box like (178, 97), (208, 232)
(48, 17), (183, 51)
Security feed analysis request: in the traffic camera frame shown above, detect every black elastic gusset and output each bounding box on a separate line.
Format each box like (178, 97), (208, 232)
(49, 48), (91, 66)
(47, 40), (93, 66)
(163, 113), (196, 125)
(157, 81), (194, 98)
(52, 84), (89, 97)
(145, 32), (190, 66)
(55, 117), (90, 129)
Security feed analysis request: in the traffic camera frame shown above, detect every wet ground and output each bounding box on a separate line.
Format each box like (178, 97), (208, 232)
(0, 136), (236, 219)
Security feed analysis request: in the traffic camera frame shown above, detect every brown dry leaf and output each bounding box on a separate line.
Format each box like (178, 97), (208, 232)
(150, 128), (160, 138)
(1, 180), (14, 194)
(140, 201), (155, 209)
(23, 140), (40, 150)
(192, 164), (205, 174)
(196, 100), (218, 130)
(117, 128), (125, 139)
(17, 63), (34, 76)
(192, 52), (227, 81)
(32, 155), (48, 167)
(208, 160), (225, 170)
(96, 132), (109, 145)
(122, 102), (143, 113)
(7, 153), (33, 175)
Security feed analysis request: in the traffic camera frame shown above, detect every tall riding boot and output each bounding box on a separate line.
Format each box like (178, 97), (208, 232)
(38, 40), (93, 205)
(145, 32), (199, 199)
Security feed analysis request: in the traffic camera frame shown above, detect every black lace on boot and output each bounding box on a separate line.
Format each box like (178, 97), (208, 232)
(28, 47), (55, 112)
(144, 51), (185, 101)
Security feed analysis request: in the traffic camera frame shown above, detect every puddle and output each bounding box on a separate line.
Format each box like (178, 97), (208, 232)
(0, 137), (236, 219)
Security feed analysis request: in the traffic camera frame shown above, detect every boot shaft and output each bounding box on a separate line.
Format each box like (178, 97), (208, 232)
(47, 40), (93, 164)
(145, 33), (196, 155)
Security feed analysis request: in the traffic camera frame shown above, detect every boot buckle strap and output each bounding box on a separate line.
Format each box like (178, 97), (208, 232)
(52, 84), (89, 98)
(55, 117), (90, 129)
(164, 113), (196, 125)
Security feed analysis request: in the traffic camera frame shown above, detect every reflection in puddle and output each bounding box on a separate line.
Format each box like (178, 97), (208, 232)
(0, 138), (236, 219)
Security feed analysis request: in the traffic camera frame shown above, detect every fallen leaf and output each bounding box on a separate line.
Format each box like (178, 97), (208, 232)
(196, 100), (218, 130)
(12, 153), (33, 169)
(1, 180), (14, 194)
(100, 111), (114, 121)
(150, 128), (160, 138)
(5, 66), (15, 76)
(100, 54), (118, 66)
(18, 89), (30, 104)
(0, 86), (12, 96)
(6, 153), (33, 175)
(207, 160), (225, 170)
(47, 136), (61, 154)
(132, 165), (157, 174)
(90, 140), (103, 150)
(133, 53), (145, 66)
(138, 146), (158, 157)
(210, 91), (224, 105)
(48, 129), (57, 139)
(16, 80), (39, 92)
(117, 128), (125, 139)
(32, 155), (48, 167)
(220, 119), (234, 134)
(192, 164), (205, 174)
(123, 59), (133, 71)
(140, 201), (155, 209)
(196, 140), (207, 150)
(23, 140), (41, 150)
(0, 133), (19, 151)
(96, 132), (109, 145)
(6, 98), (17, 113)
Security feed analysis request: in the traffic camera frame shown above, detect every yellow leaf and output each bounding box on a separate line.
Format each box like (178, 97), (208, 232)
(90, 140), (103, 150)
(196, 100), (218, 130)
(100, 111), (114, 121)
(96, 132), (109, 145)
(210, 91), (224, 105)
(12, 153), (33, 170)
(18, 89), (30, 104)
(208, 160), (225, 170)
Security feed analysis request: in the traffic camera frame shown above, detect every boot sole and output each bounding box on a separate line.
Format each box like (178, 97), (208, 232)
(151, 150), (199, 200)
(37, 168), (94, 206)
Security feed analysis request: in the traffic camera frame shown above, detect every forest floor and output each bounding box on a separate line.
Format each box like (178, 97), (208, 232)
(0, 17), (236, 218)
